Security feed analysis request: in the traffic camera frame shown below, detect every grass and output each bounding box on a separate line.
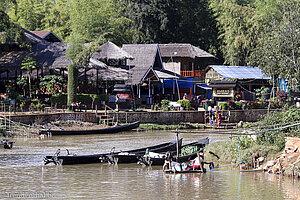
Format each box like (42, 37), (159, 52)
(139, 122), (205, 130)
(204, 137), (281, 167)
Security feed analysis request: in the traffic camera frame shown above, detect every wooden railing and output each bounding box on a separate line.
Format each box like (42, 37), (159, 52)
(180, 70), (203, 77)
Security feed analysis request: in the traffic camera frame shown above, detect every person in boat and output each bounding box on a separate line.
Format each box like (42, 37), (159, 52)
(191, 152), (212, 172)
(55, 149), (60, 157)
(163, 151), (172, 171)
(163, 151), (182, 172)
(163, 160), (182, 172)
(113, 121), (119, 127)
(181, 162), (192, 171)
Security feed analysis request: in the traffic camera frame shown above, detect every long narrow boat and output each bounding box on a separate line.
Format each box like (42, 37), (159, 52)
(39, 121), (140, 136)
(140, 137), (209, 166)
(99, 138), (183, 164)
(43, 138), (182, 165)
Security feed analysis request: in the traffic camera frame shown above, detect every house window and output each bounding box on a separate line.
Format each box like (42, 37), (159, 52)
(119, 59), (126, 66)
(108, 59), (119, 66)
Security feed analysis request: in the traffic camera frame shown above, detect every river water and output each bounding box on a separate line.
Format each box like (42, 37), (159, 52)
(0, 131), (299, 200)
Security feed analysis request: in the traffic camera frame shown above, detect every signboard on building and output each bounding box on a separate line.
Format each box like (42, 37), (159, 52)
(213, 88), (234, 97)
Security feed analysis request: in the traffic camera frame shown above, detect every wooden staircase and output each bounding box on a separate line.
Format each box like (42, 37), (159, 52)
(99, 105), (117, 126)
(0, 116), (39, 136)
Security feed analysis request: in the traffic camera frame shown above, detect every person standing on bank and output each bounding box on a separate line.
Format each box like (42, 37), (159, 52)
(115, 95), (119, 112)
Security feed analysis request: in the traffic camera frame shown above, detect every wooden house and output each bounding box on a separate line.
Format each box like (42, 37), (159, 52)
(206, 65), (271, 101)
(122, 44), (179, 105)
(30, 31), (62, 43)
(158, 44), (216, 78)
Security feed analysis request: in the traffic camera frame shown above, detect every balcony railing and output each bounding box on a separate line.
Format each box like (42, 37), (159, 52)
(180, 70), (203, 77)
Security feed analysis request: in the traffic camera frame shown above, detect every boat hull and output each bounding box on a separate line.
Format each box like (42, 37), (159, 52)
(39, 121), (140, 136)
(101, 139), (183, 164)
(44, 139), (182, 165)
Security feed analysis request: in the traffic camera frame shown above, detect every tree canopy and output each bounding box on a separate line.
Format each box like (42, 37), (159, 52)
(0, 0), (299, 90)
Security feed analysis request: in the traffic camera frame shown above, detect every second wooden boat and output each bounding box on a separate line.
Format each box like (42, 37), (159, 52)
(140, 137), (209, 166)
(239, 168), (264, 172)
(39, 121), (140, 136)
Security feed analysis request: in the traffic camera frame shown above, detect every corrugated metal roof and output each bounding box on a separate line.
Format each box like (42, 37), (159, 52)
(30, 31), (52, 38)
(209, 65), (270, 79)
(30, 31), (62, 42)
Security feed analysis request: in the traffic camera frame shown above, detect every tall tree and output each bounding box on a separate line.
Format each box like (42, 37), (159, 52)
(0, 10), (28, 53)
(66, 37), (104, 108)
(249, 0), (300, 91)
(42, 0), (71, 41)
(209, 0), (256, 65)
(68, 0), (135, 45)
(21, 57), (37, 98)
(8, 0), (45, 31)
(122, 0), (219, 55)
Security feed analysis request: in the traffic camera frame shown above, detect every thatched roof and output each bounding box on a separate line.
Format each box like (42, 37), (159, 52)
(158, 43), (215, 58)
(0, 29), (70, 71)
(122, 44), (161, 85)
(92, 41), (133, 60)
(88, 58), (107, 69)
(32, 42), (71, 68)
(79, 66), (128, 81)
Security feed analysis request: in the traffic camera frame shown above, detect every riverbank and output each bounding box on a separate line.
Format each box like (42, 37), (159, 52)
(2, 108), (281, 125)
(205, 136), (300, 178)
(138, 122), (204, 131)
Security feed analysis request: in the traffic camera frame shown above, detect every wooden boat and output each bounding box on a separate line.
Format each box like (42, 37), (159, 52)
(164, 169), (204, 174)
(140, 137), (209, 166)
(239, 168), (264, 172)
(0, 139), (14, 149)
(39, 121), (140, 136)
(43, 139), (182, 165)
(100, 138), (183, 164)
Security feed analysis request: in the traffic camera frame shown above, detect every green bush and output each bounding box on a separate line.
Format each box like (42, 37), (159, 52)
(218, 102), (229, 110)
(254, 108), (300, 150)
(161, 99), (170, 111)
(50, 93), (108, 105)
(92, 94), (109, 103)
(235, 101), (243, 109)
(50, 94), (67, 105)
(77, 94), (93, 103)
(177, 99), (191, 110)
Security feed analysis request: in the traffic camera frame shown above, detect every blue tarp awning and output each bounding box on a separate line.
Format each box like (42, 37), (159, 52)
(159, 78), (193, 89)
(196, 84), (212, 90)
